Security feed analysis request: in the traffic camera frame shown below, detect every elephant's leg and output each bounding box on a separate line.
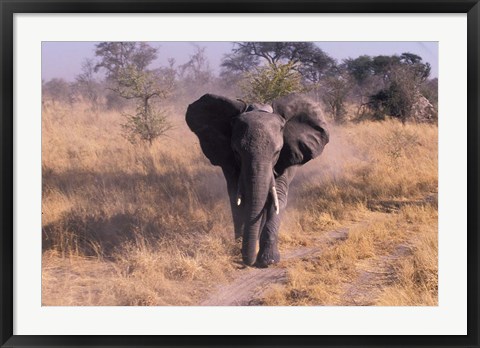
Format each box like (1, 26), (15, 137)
(222, 167), (244, 239)
(256, 167), (297, 267)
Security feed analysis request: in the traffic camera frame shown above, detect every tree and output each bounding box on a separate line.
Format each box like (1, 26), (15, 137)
(291, 42), (336, 84)
(94, 42), (159, 111)
(179, 45), (213, 85)
(367, 64), (424, 122)
(95, 42), (173, 144)
(241, 62), (304, 103)
(399, 52), (431, 82)
(321, 66), (351, 123)
(371, 55), (401, 81)
(347, 52), (433, 122)
(221, 50), (259, 75)
(344, 55), (373, 86)
(114, 65), (174, 145)
(344, 55), (379, 105)
(94, 42), (158, 80)
(221, 42), (334, 83)
(72, 58), (102, 111)
(42, 78), (73, 105)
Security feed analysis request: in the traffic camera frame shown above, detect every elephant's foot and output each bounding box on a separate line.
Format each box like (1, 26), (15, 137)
(255, 244), (280, 268)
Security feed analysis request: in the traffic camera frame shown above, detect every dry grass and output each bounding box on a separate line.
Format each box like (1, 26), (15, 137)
(375, 206), (438, 306)
(261, 205), (438, 306)
(42, 102), (437, 306)
(42, 103), (239, 305)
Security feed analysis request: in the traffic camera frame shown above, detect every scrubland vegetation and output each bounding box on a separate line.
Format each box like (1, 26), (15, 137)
(42, 42), (437, 306)
(42, 102), (437, 305)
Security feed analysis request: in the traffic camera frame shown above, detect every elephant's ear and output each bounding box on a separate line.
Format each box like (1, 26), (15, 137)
(186, 94), (247, 167)
(273, 94), (329, 175)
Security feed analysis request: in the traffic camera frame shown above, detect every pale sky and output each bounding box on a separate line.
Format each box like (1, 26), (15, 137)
(42, 41), (438, 81)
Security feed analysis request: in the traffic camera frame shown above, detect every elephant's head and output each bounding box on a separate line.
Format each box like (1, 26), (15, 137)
(186, 94), (329, 266)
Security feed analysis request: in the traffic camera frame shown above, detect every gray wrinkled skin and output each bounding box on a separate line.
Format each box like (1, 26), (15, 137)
(186, 94), (329, 267)
(246, 103), (274, 113)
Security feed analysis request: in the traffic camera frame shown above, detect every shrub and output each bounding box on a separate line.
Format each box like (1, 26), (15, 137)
(241, 62), (304, 103)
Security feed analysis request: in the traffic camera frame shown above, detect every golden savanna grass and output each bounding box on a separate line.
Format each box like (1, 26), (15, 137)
(42, 101), (438, 306)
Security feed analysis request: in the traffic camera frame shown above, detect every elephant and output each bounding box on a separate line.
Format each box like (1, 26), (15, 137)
(186, 93), (329, 267)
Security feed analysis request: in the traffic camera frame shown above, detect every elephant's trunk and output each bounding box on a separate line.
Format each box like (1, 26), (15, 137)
(241, 164), (271, 266)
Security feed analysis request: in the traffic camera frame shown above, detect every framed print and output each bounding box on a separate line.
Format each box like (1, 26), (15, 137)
(1, 0), (479, 347)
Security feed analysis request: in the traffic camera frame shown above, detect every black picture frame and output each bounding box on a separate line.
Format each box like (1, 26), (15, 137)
(1, 1), (479, 347)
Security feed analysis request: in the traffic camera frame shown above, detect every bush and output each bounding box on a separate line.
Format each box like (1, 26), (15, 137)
(367, 67), (417, 121)
(241, 62), (304, 103)
(112, 65), (174, 145)
(121, 107), (172, 145)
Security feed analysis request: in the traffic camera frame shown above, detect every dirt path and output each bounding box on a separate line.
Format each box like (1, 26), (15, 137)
(199, 205), (420, 306)
(199, 192), (437, 307)
(340, 244), (411, 306)
(200, 227), (350, 306)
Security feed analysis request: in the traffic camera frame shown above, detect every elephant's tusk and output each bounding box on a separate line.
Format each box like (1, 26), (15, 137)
(236, 190), (242, 206)
(270, 186), (280, 215)
(236, 183), (242, 206)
